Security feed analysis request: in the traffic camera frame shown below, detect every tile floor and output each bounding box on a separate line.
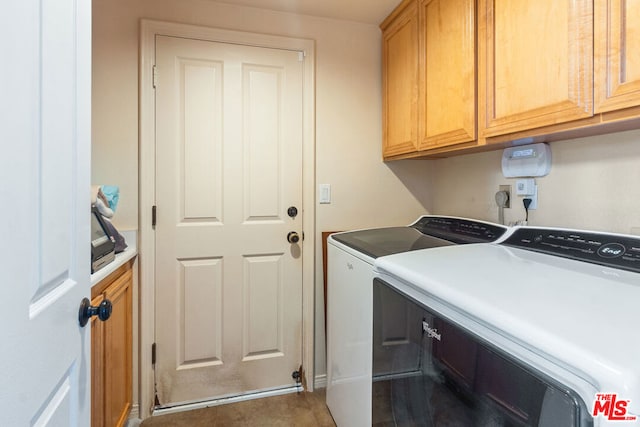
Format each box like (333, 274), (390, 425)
(141, 389), (336, 427)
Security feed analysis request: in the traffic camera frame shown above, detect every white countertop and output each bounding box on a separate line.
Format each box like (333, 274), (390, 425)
(91, 230), (137, 286)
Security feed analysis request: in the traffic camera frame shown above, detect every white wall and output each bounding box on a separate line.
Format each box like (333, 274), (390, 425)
(92, 0), (433, 397)
(431, 129), (640, 234)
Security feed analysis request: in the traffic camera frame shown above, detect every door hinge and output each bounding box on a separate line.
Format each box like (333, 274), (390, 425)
(152, 205), (157, 228)
(152, 342), (156, 366)
(297, 51), (304, 62)
(152, 65), (158, 88)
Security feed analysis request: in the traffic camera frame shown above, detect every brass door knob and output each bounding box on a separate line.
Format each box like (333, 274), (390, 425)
(287, 231), (300, 244)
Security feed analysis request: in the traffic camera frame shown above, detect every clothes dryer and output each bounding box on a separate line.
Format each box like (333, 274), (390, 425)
(326, 216), (508, 426)
(373, 226), (640, 426)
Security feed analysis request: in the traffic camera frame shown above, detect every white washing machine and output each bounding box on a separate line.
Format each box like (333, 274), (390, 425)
(326, 216), (509, 426)
(373, 226), (640, 426)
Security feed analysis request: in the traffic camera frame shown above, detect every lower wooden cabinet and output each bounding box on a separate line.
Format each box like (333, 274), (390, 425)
(91, 261), (133, 427)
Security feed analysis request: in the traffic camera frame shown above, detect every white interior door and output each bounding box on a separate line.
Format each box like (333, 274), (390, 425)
(0, 0), (91, 425)
(154, 35), (304, 406)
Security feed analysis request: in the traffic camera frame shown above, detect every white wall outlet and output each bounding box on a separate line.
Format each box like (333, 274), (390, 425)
(498, 185), (511, 208)
(319, 184), (331, 204)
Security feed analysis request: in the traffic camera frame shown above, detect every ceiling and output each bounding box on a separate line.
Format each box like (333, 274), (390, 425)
(210, 0), (403, 25)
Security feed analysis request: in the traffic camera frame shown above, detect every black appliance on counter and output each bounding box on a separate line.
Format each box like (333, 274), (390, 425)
(91, 206), (115, 273)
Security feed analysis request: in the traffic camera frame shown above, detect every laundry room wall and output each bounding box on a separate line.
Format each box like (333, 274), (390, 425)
(92, 0), (433, 393)
(431, 129), (640, 235)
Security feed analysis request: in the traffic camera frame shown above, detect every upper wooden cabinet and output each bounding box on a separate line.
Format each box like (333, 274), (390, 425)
(381, 0), (640, 159)
(594, 0), (640, 113)
(381, 0), (419, 158)
(381, 0), (476, 158)
(478, 0), (594, 138)
(418, 0), (476, 150)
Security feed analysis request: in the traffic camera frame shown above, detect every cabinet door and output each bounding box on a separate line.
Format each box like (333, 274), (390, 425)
(91, 294), (105, 427)
(382, 1), (420, 158)
(595, 0), (640, 113)
(104, 269), (132, 427)
(478, 0), (593, 138)
(418, 0), (476, 149)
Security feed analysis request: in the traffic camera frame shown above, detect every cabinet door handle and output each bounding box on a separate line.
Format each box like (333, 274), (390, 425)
(78, 297), (112, 327)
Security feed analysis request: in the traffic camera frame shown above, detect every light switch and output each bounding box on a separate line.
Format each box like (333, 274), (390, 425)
(319, 184), (331, 204)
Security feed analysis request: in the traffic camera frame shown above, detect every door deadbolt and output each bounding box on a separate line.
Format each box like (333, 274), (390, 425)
(287, 231), (300, 244)
(287, 206), (298, 218)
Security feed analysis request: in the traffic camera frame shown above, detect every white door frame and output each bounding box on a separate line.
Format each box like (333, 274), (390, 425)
(139, 19), (316, 418)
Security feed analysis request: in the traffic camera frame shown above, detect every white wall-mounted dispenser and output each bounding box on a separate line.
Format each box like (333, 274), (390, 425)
(501, 143), (551, 178)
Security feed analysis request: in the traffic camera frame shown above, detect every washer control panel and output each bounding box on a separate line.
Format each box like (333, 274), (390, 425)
(412, 216), (508, 244)
(503, 227), (640, 273)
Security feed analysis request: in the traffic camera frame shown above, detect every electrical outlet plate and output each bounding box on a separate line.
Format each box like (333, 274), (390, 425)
(499, 185), (511, 208)
(516, 178), (536, 196)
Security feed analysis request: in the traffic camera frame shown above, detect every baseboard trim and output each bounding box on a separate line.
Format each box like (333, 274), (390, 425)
(125, 404), (142, 426)
(128, 403), (140, 420)
(314, 374), (327, 389)
(152, 385), (303, 417)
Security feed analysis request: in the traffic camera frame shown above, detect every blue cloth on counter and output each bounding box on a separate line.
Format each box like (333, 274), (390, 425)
(101, 185), (120, 211)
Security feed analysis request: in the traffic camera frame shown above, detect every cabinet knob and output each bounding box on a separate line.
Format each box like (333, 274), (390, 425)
(78, 297), (112, 327)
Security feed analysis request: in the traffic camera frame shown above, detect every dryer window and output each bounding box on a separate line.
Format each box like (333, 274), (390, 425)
(372, 278), (592, 427)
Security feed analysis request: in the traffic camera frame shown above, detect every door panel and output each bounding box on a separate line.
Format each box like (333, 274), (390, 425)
(244, 65), (285, 221)
(180, 258), (223, 366)
(0, 0), (91, 425)
(155, 35), (303, 406)
(182, 60), (223, 222)
(243, 254), (285, 360)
